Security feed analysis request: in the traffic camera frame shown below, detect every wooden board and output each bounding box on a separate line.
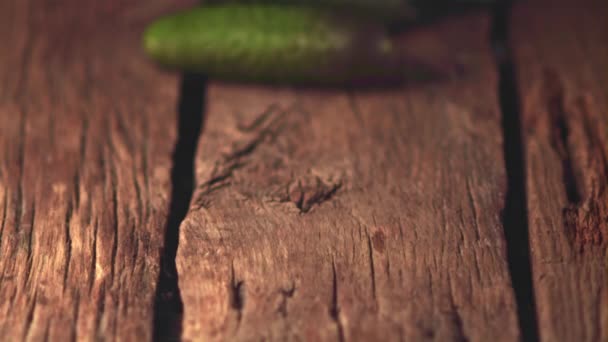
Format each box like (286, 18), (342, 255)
(177, 13), (522, 341)
(510, 0), (608, 341)
(0, 0), (192, 340)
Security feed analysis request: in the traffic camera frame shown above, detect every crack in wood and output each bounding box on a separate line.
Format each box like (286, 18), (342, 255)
(539, 70), (607, 251)
(23, 289), (37, 341)
(287, 177), (343, 214)
(71, 291), (80, 342)
(94, 285), (106, 339)
(63, 198), (73, 292)
(447, 273), (469, 342)
(89, 217), (99, 295)
(72, 172), (81, 211)
(237, 103), (281, 133)
(365, 229), (378, 303)
(142, 117), (151, 223)
(194, 160), (246, 208)
(109, 156), (119, 284)
(277, 282), (296, 318)
(225, 105), (289, 163)
(129, 220), (139, 273)
(230, 261), (245, 333)
(14, 105), (26, 262)
(42, 317), (51, 342)
(115, 108), (135, 157)
(543, 70), (583, 205)
(465, 178), (481, 243)
(194, 103), (292, 208)
(193, 102), (346, 213)
(329, 258), (345, 342)
(24, 201), (35, 288)
(570, 96), (608, 247)
(75, 111), (89, 209)
(132, 169), (143, 225)
(0, 189), (7, 248)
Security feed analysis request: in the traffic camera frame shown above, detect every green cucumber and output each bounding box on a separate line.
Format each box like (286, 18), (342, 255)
(143, 5), (400, 85)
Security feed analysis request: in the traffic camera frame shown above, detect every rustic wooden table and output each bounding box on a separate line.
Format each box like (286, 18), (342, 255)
(0, 0), (605, 341)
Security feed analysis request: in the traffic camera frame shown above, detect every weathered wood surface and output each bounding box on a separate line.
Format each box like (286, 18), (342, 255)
(0, 0), (191, 340)
(2, 0), (605, 340)
(510, 0), (608, 341)
(177, 13), (521, 341)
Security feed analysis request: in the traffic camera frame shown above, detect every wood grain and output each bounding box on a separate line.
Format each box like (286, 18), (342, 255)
(177, 13), (521, 341)
(0, 0), (192, 340)
(510, 0), (608, 341)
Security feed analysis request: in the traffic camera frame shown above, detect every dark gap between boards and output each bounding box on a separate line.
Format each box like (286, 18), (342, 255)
(153, 73), (207, 342)
(492, 1), (540, 341)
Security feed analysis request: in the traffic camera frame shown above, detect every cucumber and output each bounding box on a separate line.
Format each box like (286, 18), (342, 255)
(143, 5), (400, 85)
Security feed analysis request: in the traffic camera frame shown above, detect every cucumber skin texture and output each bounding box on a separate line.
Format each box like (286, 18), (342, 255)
(143, 5), (398, 85)
(202, 0), (418, 24)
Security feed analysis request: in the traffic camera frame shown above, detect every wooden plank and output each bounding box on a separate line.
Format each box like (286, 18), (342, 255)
(510, 0), (608, 341)
(0, 0), (192, 340)
(177, 13), (521, 341)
